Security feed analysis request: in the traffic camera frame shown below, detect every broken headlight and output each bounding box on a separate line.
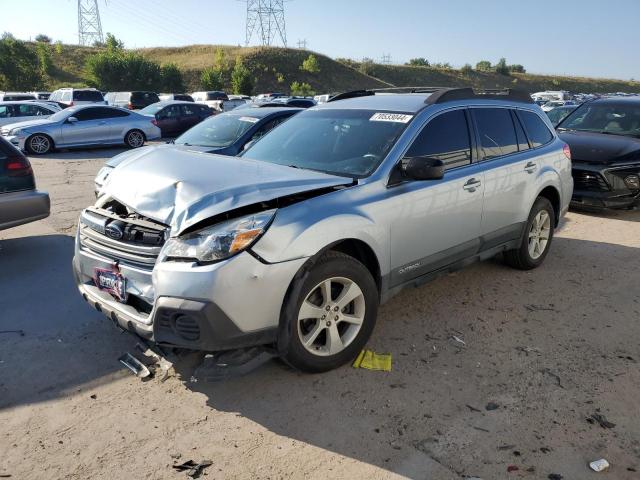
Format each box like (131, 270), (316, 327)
(160, 209), (276, 263)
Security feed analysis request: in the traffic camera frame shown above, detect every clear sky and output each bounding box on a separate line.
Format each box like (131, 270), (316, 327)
(3, 0), (638, 80)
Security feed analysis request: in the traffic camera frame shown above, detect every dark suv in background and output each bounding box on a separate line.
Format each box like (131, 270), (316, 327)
(105, 91), (161, 110)
(558, 96), (640, 209)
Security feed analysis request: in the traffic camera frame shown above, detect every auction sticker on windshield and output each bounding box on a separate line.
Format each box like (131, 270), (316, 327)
(370, 113), (413, 123)
(239, 116), (259, 123)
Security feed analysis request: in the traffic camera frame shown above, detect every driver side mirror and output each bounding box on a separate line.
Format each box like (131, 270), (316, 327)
(401, 156), (445, 181)
(67, 116), (78, 123)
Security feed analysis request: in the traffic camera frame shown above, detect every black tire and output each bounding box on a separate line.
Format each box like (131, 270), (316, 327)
(25, 134), (53, 155)
(504, 196), (555, 270)
(278, 251), (379, 373)
(124, 129), (145, 149)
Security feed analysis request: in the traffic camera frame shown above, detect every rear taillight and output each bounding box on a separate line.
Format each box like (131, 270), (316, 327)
(69, 101), (74, 107)
(563, 144), (571, 160)
(151, 119), (158, 127)
(6, 155), (33, 177)
(127, 103), (134, 110)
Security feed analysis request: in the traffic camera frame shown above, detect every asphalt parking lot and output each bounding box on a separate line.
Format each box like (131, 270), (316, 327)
(1, 147), (640, 479)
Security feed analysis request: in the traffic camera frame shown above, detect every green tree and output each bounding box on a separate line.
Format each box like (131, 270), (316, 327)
(201, 66), (225, 90)
(276, 72), (284, 84)
(290, 81), (314, 96)
(35, 42), (53, 76)
(407, 57), (429, 67)
(35, 34), (52, 43)
(508, 64), (526, 74)
(231, 57), (254, 95)
(85, 49), (161, 90)
(460, 63), (473, 75)
(495, 57), (510, 75)
(475, 60), (492, 72)
(0, 33), (42, 90)
(54, 40), (63, 55)
(105, 33), (124, 53)
(160, 63), (184, 92)
(214, 47), (226, 68)
(300, 54), (320, 73)
(359, 57), (375, 75)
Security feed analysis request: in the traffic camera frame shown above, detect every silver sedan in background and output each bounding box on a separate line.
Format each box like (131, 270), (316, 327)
(0, 105), (161, 154)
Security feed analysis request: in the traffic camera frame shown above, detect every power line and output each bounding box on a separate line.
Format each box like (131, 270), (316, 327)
(245, 0), (288, 47)
(78, 0), (104, 46)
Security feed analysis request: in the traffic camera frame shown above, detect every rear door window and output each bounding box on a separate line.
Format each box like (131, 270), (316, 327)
(0, 105), (10, 118)
(473, 108), (519, 160)
(519, 110), (554, 147)
(405, 109), (472, 169)
(100, 108), (130, 118)
(512, 110), (530, 151)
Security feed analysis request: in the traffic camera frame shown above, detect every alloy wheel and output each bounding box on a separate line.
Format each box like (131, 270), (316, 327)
(528, 210), (551, 259)
(127, 131), (144, 148)
(297, 276), (366, 357)
(30, 135), (50, 154)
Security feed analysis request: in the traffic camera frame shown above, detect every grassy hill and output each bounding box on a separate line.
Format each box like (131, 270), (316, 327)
(45, 43), (640, 95)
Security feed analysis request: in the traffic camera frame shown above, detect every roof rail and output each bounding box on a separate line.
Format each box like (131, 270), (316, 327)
(425, 88), (533, 104)
(327, 87), (533, 104)
(327, 90), (374, 102)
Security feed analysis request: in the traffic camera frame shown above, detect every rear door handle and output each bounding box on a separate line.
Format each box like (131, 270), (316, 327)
(463, 178), (482, 192)
(524, 162), (538, 173)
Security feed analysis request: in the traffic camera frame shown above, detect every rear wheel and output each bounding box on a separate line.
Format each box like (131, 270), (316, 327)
(279, 251), (378, 373)
(504, 196), (555, 270)
(26, 134), (52, 155)
(125, 129), (145, 148)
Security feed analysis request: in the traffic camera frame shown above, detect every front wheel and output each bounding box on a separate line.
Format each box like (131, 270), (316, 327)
(124, 129), (145, 149)
(504, 196), (555, 270)
(26, 134), (52, 155)
(279, 251), (379, 373)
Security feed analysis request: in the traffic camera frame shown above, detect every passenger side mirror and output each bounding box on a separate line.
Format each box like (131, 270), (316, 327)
(401, 156), (445, 181)
(67, 116), (78, 123)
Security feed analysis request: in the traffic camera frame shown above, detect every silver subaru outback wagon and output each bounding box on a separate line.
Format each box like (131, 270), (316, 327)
(73, 87), (573, 372)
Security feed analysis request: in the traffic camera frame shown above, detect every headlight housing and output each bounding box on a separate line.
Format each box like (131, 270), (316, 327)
(95, 166), (114, 185)
(160, 209), (276, 263)
(9, 128), (24, 136)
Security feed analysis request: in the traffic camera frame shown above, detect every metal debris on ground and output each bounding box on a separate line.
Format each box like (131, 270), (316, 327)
(352, 349), (392, 371)
(451, 335), (466, 347)
(588, 412), (616, 429)
(590, 459), (610, 472)
(135, 343), (175, 382)
(118, 352), (151, 379)
(192, 347), (276, 382)
(172, 459), (212, 478)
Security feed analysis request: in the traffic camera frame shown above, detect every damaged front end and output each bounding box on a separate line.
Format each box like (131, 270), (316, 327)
(74, 149), (353, 352)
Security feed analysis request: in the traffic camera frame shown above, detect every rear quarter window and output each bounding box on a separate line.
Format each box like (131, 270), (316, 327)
(519, 110), (554, 147)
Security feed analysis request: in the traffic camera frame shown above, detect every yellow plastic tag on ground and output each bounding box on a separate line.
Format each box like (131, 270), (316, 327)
(352, 349), (392, 371)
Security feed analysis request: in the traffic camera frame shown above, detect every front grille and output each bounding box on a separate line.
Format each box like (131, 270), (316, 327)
(79, 208), (166, 269)
(572, 169), (610, 192)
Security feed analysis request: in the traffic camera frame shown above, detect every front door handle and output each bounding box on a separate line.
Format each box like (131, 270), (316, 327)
(524, 161), (538, 173)
(463, 178), (482, 192)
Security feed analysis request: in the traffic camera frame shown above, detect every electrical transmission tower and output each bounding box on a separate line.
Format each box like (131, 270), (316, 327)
(245, 0), (288, 47)
(381, 53), (392, 65)
(78, 0), (104, 46)
(297, 39), (307, 49)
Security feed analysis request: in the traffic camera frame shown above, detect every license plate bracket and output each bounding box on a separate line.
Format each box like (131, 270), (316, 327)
(94, 268), (128, 302)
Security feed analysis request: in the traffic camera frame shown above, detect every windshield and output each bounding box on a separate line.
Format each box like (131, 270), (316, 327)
(73, 90), (104, 101)
(546, 106), (576, 127)
(174, 113), (258, 148)
(241, 109), (410, 177)
(139, 103), (164, 115)
(558, 102), (640, 137)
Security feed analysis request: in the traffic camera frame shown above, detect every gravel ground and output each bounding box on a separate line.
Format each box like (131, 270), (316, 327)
(1, 147), (639, 479)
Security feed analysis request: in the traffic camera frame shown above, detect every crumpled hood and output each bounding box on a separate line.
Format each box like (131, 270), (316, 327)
(101, 145), (351, 234)
(2, 118), (56, 131)
(559, 130), (640, 165)
(104, 144), (223, 168)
